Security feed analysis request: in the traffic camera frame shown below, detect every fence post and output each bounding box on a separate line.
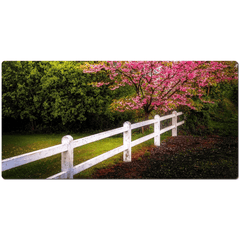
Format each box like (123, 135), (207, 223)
(61, 135), (74, 179)
(172, 111), (177, 137)
(154, 115), (161, 146)
(123, 121), (131, 162)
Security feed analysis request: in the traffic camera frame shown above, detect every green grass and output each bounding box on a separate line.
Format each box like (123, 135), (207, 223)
(2, 127), (172, 179)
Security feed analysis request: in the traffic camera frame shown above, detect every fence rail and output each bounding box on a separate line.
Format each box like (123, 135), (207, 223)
(2, 144), (67, 171)
(2, 111), (185, 179)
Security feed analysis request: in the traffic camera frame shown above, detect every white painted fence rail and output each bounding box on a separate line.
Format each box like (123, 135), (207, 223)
(2, 111), (185, 179)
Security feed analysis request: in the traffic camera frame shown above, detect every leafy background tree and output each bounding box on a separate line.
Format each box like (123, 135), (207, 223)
(81, 61), (238, 135)
(181, 62), (238, 136)
(2, 61), (135, 133)
(2, 61), (237, 136)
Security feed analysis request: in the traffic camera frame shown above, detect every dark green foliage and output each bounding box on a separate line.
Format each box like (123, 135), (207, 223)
(181, 81), (238, 136)
(2, 61), (44, 131)
(2, 61), (134, 133)
(183, 109), (212, 136)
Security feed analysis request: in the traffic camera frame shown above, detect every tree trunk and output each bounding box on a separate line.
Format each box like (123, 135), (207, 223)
(207, 86), (210, 96)
(31, 120), (35, 132)
(141, 112), (150, 134)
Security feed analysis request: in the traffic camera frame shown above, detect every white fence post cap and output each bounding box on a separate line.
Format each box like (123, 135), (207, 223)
(62, 135), (74, 144)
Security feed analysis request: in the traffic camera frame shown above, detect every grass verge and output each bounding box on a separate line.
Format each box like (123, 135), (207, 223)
(2, 127), (172, 179)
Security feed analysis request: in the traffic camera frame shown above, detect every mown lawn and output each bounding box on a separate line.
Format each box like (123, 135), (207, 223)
(1, 127), (172, 179)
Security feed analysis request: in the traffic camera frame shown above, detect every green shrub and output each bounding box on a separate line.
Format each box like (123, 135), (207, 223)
(2, 61), (135, 133)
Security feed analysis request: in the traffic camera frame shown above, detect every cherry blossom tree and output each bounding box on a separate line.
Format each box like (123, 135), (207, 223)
(81, 61), (237, 120)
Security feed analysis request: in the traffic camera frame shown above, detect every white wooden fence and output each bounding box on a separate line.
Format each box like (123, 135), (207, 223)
(2, 111), (184, 179)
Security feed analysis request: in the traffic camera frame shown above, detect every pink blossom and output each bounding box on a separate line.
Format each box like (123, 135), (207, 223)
(82, 61), (236, 115)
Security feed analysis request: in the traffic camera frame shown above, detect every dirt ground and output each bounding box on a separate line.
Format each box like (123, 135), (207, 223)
(91, 135), (238, 179)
